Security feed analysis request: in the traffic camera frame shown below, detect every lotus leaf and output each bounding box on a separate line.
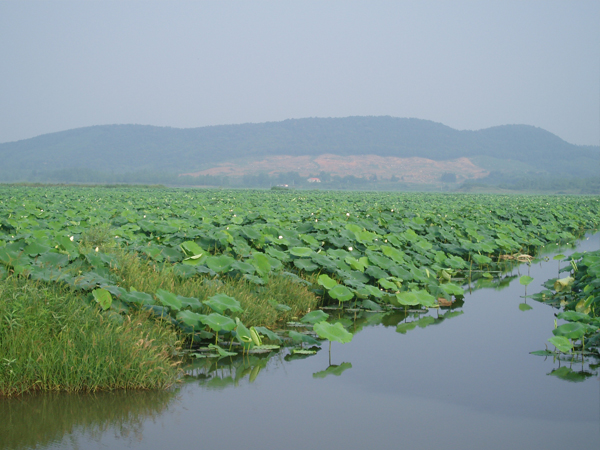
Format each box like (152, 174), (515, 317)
(92, 288), (112, 310)
(301, 310), (330, 324)
(204, 293), (243, 314)
(313, 321), (353, 344)
(155, 289), (182, 311)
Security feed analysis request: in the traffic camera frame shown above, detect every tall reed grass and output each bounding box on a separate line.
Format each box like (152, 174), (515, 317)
(0, 279), (182, 397)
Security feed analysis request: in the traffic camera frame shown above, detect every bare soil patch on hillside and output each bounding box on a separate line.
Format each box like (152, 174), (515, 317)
(183, 154), (489, 183)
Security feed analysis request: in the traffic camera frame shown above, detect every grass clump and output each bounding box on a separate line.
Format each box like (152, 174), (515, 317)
(0, 278), (182, 397)
(114, 251), (318, 329)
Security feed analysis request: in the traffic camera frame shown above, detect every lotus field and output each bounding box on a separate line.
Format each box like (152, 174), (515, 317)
(1, 186), (599, 361)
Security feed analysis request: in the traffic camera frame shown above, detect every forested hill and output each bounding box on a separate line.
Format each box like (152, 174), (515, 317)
(0, 116), (598, 178)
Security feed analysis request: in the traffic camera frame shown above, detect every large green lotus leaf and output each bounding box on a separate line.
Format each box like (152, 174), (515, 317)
(318, 274), (338, 290)
(550, 335), (574, 352)
(313, 321), (353, 344)
(313, 362), (352, 378)
(378, 278), (398, 290)
(440, 283), (464, 297)
(365, 265), (389, 280)
(361, 299), (383, 311)
(244, 274), (266, 285)
(471, 253), (492, 265)
(23, 241), (52, 256)
(366, 252), (394, 270)
(172, 264), (197, 279)
(206, 255), (235, 273)
(204, 293), (243, 314)
(177, 295), (202, 311)
(161, 246), (183, 262)
(92, 288), (112, 310)
(251, 253), (271, 277)
(202, 313), (236, 333)
(230, 260), (256, 274)
(381, 245), (406, 264)
(121, 290), (155, 306)
(37, 251), (70, 267)
(553, 322), (588, 340)
(265, 247), (290, 261)
(290, 247), (314, 257)
(519, 275), (534, 286)
(155, 289), (182, 311)
(328, 284), (354, 302)
(518, 303), (533, 311)
(327, 248), (350, 260)
(388, 265), (412, 280)
(556, 311), (591, 323)
(311, 253), (338, 271)
(294, 259), (319, 272)
(344, 256), (368, 272)
(242, 227), (262, 240)
(288, 330), (321, 346)
(176, 310), (206, 329)
(356, 284), (384, 299)
(396, 322), (417, 334)
(301, 310), (329, 324)
(414, 239), (433, 252)
(395, 291), (420, 306)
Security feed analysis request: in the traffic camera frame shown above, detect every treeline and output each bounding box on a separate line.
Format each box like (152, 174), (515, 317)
(1, 117), (598, 178)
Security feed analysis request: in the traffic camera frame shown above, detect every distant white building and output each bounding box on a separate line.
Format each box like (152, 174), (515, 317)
(307, 177), (321, 183)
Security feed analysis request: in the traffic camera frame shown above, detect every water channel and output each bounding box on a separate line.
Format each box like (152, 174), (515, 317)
(2, 234), (599, 450)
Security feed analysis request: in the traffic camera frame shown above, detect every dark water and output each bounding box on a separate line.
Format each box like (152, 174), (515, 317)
(2, 235), (599, 450)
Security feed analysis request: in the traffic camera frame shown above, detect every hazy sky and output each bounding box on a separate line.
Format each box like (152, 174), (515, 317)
(1, 1), (598, 145)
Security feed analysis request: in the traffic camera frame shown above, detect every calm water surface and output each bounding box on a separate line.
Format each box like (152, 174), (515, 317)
(2, 235), (599, 450)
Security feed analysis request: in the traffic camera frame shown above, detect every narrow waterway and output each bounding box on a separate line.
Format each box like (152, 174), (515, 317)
(2, 234), (599, 450)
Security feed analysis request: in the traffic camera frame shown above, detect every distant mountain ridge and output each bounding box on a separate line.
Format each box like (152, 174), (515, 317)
(0, 116), (598, 180)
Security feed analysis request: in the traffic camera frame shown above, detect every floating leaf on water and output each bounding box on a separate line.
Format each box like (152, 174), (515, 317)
(248, 345), (280, 354)
(518, 303), (533, 311)
(292, 349), (317, 355)
(530, 350), (556, 356)
(208, 344), (237, 358)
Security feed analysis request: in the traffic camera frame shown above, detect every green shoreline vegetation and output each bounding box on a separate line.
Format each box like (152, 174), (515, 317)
(1, 186), (599, 396)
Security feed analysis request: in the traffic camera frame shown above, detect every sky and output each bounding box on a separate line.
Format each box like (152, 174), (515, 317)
(0, 1), (598, 146)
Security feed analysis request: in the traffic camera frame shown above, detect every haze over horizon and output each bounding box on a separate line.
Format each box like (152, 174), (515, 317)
(1, 1), (598, 146)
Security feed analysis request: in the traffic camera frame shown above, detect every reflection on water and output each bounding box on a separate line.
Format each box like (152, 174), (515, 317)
(0, 389), (178, 450)
(1, 233), (598, 450)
